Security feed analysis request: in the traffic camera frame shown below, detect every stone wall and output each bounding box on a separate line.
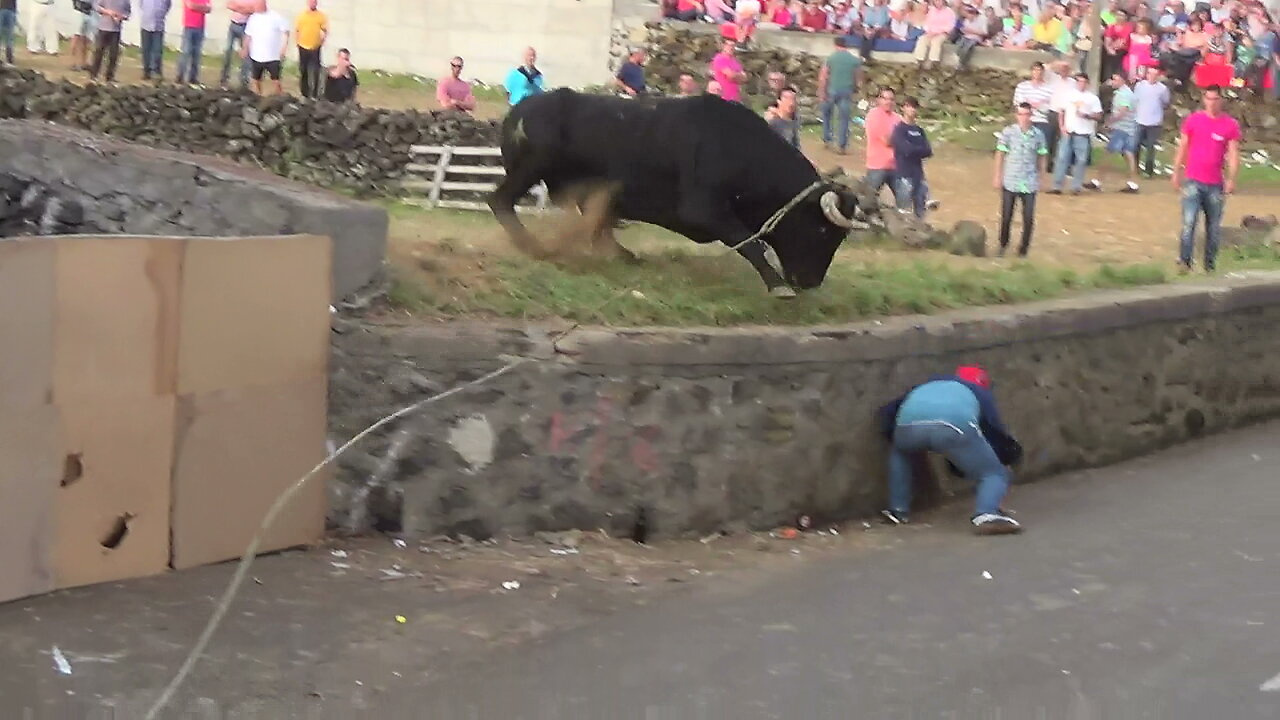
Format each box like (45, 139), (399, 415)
(0, 120), (388, 300)
(617, 22), (1280, 146)
(0, 66), (501, 195)
(328, 273), (1280, 539)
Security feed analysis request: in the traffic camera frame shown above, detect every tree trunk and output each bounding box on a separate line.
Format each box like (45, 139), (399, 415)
(1084, 0), (1105, 92)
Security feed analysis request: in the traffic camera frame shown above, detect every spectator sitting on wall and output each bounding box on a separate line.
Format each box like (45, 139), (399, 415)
(437, 55), (476, 112)
(1001, 13), (1034, 48)
(800, 0), (829, 30)
(614, 48), (647, 97)
(767, 69), (787, 99)
(677, 72), (699, 95)
(504, 46), (545, 106)
(323, 47), (358, 103)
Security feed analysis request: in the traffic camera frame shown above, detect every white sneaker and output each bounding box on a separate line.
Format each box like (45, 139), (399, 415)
(971, 513), (1022, 535)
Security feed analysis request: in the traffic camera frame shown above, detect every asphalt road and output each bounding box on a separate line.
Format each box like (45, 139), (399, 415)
(5, 422), (1280, 719)
(418, 421), (1280, 720)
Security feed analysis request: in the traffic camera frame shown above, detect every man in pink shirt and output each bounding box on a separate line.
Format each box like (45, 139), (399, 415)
(710, 38), (747, 103)
(864, 85), (905, 206)
(437, 56), (477, 112)
(914, 0), (957, 70)
(1171, 84), (1240, 274)
(177, 0), (212, 86)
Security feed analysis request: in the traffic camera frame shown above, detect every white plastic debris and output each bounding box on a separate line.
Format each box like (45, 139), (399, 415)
(51, 647), (72, 676)
(1072, 588), (1081, 595)
(1252, 454), (1262, 461)
(330, 562), (350, 570)
(631, 290), (647, 300)
(502, 580), (521, 591)
(549, 547), (579, 556)
(380, 568), (408, 580)
(625, 575), (641, 586)
(330, 549), (348, 558)
(392, 538), (407, 549)
(982, 571), (993, 580)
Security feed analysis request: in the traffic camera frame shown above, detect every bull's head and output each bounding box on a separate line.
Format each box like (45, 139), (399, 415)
(768, 174), (862, 291)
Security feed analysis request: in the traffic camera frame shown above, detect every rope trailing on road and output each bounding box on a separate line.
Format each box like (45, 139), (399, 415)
(142, 176), (833, 719)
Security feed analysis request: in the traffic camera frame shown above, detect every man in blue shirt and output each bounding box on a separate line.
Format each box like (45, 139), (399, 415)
(613, 48), (646, 97)
(504, 46), (545, 107)
(1132, 65), (1170, 178)
(890, 96), (933, 218)
(877, 365), (1024, 535)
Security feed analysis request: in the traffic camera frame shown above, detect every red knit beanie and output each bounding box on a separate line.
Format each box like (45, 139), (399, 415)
(955, 364), (991, 388)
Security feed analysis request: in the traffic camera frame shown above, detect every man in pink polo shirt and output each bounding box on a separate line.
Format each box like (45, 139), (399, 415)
(437, 56), (477, 112)
(864, 85), (905, 206)
(710, 38), (747, 103)
(1171, 84), (1240, 274)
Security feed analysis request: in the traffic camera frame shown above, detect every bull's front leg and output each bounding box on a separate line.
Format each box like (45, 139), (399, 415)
(677, 198), (794, 298)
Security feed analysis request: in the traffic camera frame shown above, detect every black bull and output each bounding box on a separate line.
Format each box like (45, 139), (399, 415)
(486, 88), (864, 297)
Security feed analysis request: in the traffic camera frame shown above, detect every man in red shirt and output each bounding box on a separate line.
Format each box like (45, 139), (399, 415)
(177, 0), (212, 85)
(1171, 85), (1240, 274)
(799, 1), (827, 31)
(1102, 9), (1134, 82)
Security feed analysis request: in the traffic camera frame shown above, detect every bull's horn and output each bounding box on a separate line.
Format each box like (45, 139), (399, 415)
(820, 191), (855, 229)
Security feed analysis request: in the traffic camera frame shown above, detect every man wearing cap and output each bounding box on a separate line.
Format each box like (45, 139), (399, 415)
(876, 365), (1024, 535)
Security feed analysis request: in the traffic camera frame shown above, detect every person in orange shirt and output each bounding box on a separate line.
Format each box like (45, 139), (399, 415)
(294, 0), (328, 98)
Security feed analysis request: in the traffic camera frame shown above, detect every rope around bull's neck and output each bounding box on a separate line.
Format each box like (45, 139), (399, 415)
(727, 179), (825, 253)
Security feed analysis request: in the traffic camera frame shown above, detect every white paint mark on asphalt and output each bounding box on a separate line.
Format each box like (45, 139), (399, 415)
(1234, 550), (1264, 562)
(1259, 672), (1280, 692)
(51, 646), (72, 675)
(982, 571), (993, 580)
(448, 414), (495, 473)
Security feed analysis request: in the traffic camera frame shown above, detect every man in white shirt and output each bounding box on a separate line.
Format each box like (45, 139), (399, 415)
(1048, 72), (1103, 195)
(241, 0), (290, 95)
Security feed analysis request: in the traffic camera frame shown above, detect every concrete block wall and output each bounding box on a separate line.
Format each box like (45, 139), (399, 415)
(328, 273), (1280, 540)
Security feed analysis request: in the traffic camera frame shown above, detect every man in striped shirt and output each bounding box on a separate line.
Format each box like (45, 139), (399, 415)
(1012, 62), (1055, 172)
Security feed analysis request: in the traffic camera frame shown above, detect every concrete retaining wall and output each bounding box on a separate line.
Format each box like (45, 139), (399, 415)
(328, 273), (1280, 539)
(0, 119), (387, 299)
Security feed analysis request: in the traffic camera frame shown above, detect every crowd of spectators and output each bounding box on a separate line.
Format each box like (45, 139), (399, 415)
(660, 0), (1279, 94)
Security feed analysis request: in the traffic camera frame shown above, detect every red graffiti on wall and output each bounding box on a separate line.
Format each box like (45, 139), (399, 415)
(547, 394), (663, 486)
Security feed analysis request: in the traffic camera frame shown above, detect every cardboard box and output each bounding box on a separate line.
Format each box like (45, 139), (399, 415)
(0, 405), (61, 603)
(52, 237), (182, 403)
(176, 235), (332, 396)
(52, 397), (175, 590)
(0, 239), (56, 409)
(170, 378), (329, 570)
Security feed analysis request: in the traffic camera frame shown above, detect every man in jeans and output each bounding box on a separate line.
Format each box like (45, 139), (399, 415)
(1048, 72), (1102, 195)
(138, 0), (171, 81)
(1133, 65), (1170, 178)
(817, 35), (863, 155)
(864, 86), (903, 206)
(994, 102), (1048, 257)
(89, 0), (132, 83)
(177, 0), (212, 85)
(877, 365), (1024, 535)
(0, 0), (16, 65)
(1171, 85), (1240, 275)
(220, 0), (254, 88)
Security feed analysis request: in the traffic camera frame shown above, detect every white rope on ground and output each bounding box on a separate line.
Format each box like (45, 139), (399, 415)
(142, 359), (529, 720)
(142, 179), (832, 719)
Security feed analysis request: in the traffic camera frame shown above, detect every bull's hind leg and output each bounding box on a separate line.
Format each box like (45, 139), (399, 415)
(487, 158), (550, 259)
